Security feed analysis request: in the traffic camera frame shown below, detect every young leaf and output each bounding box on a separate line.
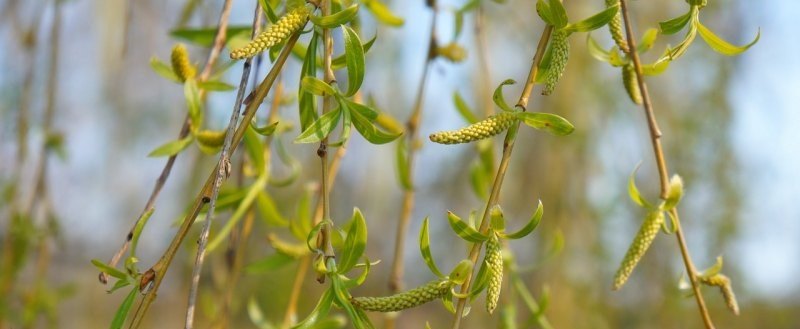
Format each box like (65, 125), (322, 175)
(149, 57), (180, 83)
(184, 79), (203, 130)
(515, 112), (574, 136)
(342, 25), (365, 96)
(363, 0), (404, 27)
(637, 28), (660, 53)
(332, 34), (377, 70)
(299, 33), (319, 131)
(295, 107), (342, 143)
(663, 174), (684, 210)
(489, 205), (505, 232)
(338, 208), (368, 273)
(535, 0), (555, 26)
(453, 91), (479, 124)
(547, 0), (568, 29)
(563, 4), (619, 34)
(257, 0), (279, 24)
(292, 288), (335, 329)
(697, 23), (759, 56)
(659, 10), (692, 35)
(499, 200), (543, 240)
(492, 79), (517, 112)
(170, 26), (252, 47)
(446, 211), (489, 243)
(109, 288), (138, 329)
(396, 137), (412, 190)
(244, 126), (266, 175)
(419, 217), (445, 278)
(301, 76), (337, 96)
(196, 80), (236, 91)
(586, 35), (611, 63)
(91, 259), (128, 280)
(310, 4), (359, 28)
(256, 191), (290, 227)
(147, 136), (193, 157)
(130, 208), (155, 258)
(250, 121), (279, 136)
(699, 256), (725, 278)
(454, 10), (465, 39)
(627, 165), (653, 209)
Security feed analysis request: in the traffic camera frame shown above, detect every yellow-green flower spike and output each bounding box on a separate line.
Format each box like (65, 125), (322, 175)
(429, 112), (517, 145)
(605, 0), (629, 53)
(700, 274), (739, 315)
(542, 29), (570, 96)
(622, 63), (642, 105)
(230, 6), (311, 60)
(435, 43), (468, 63)
(171, 43), (196, 82)
(612, 211), (664, 290)
(485, 234), (503, 314)
(351, 279), (451, 312)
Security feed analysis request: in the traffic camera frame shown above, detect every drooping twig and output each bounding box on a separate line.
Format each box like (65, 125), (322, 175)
(617, 1), (714, 328)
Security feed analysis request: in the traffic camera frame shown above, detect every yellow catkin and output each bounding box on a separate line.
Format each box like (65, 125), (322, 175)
(435, 43), (468, 63)
(429, 112), (517, 145)
(351, 279), (451, 312)
(542, 29), (570, 96)
(229, 6), (311, 60)
(605, 0), (629, 53)
(612, 211), (664, 290)
(171, 43), (196, 82)
(486, 234), (503, 314)
(622, 63), (642, 105)
(700, 274), (739, 315)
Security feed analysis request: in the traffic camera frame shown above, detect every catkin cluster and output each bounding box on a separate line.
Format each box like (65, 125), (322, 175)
(230, 6), (311, 60)
(429, 112), (517, 145)
(351, 279), (451, 312)
(605, 0), (629, 53)
(622, 63), (642, 105)
(485, 235), (503, 314)
(612, 211), (664, 290)
(171, 43), (196, 82)
(700, 274), (739, 315)
(542, 29), (570, 96)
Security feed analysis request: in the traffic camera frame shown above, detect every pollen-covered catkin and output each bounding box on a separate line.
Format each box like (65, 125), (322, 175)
(429, 112), (517, 145)
(230, 6), (311, 60)
(605, 0), (629, 53)
(351, 279), (451, 312)
(622, 63), (642, 105)
(542, 29), (570, 96)
(486, 234), (503, 314)
(171, 43), (196, 82)
(612, 211), (664, 290)
(700, 274), (739, 315)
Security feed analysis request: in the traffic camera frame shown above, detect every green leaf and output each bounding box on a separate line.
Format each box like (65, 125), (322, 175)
(548, 0), (568, 29)
(699, 256), (724, 278)
(499, 200), (543, 240)
(306, 221), (327, 254)
(515, 112), (574, 136)
(460, 0), (480, 13)
(469, 259), (489, 299)
(207, 176), (268, 252)
(642, 60), (670, 76)
(342, 25), (365, 96)
(535, 0), (555, 26)
(130, 208), (154, 258)
(91, 259), (127, 280)
(301, 76), (337, 96)
(337, 208), (368, 273)
(257, 0), (279, 24)
(256, 191), (290, 227)
(332, 34), (377, 70)
(419, 217), (445, 278)
(110, 288), (138, 329)
(448, 260), (474, 285)
(295, 107), (342, 144)
(184, 79), (203, 130)
(147, 136), (193, 157)
(469, 161), (489, 200)
(586, 35), (611, 63)
(659, 10), (692, 35)
(489, 205), (505, 232)
(697, 23), (759, 56)
(344, 98), (402, 144)
(563, 4), (619, 34)
(291, 288), (335, 329)
(170, 26), (252, 47)
(246, 297), (272, 329)
(364, 0), (404, 27)
(196, 80), (236, 91)
(453, 92), (479, 124)
(250, 121), (279, 136)
(299, 33), (319, 132)
(446, 211), (489, 243)
(627, 164), (653, 209)
(149, 57), (180, 83)
(492, 79), (517, 112)
(396, 137), (412, 190)
(660, 8), (699, 61)
(660, 174), (684, 210)
(331, 274), (375, 329)
(244, 126), (266, 175)
(310, 4), (359, 28)
(245, 253), (295, 273)
(454, 10), (465, 39)
(637, 28), (660, 53)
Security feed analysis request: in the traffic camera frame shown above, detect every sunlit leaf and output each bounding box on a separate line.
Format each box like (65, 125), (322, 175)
(363, 0), (404, 26)
(149, 57), (180, 83)
(91, 259), (127, 280)
(342, 25), (365, 96)
(184, 79), (203, 130)
(586, 35), (611, 63)
(295, 107), (342, 144)
(170, 26), (252, 47)
(338, 208), (368, 273)
(697, 23), (759, 56)
(419, 218), (445, 278)
(627, 164), (653, 209)
(301, 76), (337, 96)
(446, 211), (489, 243)
(659, 10), (692, 35)
(547, 0), (568, 29)
(298, 32), (319, 131)
(492, 79), (517, 112)
(196, 80), (236, 91)
(500, 200), (543, 240)
(109, 288), (138, 329)
(515, 112), (574, 136)
(699, 256), (724, 278)
(130, 208), (154, 257)
(310, 4), (359, 28)
(663, 174), (684, 210)
(250, 121), (279, 136)
(243, 126), (265, 175)
(147, 136), (193, 157)
(332, 34), (377, 70)
(637, 28), (660, 53)
(256, 191), (290, 227)
(563, 4), (618, 34)
(453, 91), (479, 124)
(396, 137), (412, 190)
(535, 0), (555, 27)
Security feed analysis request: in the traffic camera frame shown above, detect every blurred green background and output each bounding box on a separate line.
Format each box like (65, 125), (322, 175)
(1, 0), (798, 328)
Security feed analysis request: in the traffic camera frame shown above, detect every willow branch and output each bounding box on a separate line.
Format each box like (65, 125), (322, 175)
(618, 1), (714, 328)
(451, 25), (553, 329)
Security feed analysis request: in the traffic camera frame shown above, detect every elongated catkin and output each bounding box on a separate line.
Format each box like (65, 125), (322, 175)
(351, 279), (451, 312)
(485, 235), (503, 314)
(230, 6), (311, 60)
(171, 44), (196, 82)
(429, 112), (516, 145)
(542, 29), (570, 96)
(612, 211), (663, 290)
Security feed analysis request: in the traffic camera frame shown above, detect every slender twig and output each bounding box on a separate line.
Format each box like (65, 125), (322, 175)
(451, 25), (554, 329)
(617, 1), (714, 328)
(384, 4), (437, 329)
(127, 29), (303, 329)
(101, 0), (235, 284)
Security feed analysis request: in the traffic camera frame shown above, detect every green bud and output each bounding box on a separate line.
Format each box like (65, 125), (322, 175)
(622, 63), (642, 105)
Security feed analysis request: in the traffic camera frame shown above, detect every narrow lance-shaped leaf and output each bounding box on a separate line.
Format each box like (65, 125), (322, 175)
(184, 79), (203, 130)
(453, 91), (479, 124)
(396, 137), (412, 190)
(310, 4), (359, 28)
(446, 211), (489, 243)
(627, 165), (653, 209)
(563, 4), (619, 34)
(363, 0), (404, 27)
(109, 288), (138, 329)
(346, 99), (402, 144)
(338, 208), (368, 273)
(298, 32), (319, 131)
(419, 218), (445, 278)
(342, 25), (365, 96)
(535, 0), (555, 27)
(662, 174), (684, 210)
(697, 23), (760, 56)
(149, 57), (180, 83)
(91, 259), (127, 280)
(170, 26), (252, 47)
(492, 79), (517, 112)
(301, 76), (337, 96)
(291, 288), (335, 329)
(130, 208), (155, 257)
(659, 10), (692, 35)
(196, 80), (236, 91)
(500, 200), (543, 240)
(547, 0), (568, 29)
(515, 112), (574, 136)
(295, 107), (342, 144)
(147, 136), (193, 157)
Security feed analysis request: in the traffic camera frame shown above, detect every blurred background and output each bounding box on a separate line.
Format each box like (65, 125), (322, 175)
(1, 0), (798, 328)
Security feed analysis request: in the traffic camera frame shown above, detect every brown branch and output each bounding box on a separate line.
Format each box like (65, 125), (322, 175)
(617, 1), (715, 328)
